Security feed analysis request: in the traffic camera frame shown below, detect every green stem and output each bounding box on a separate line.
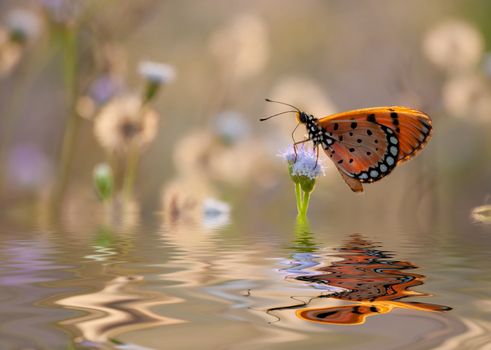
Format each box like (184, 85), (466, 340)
(300, 190), (311, 217)
(295, 182), (302, 214)
(53, 27), (79, 210)
(122, 146), (140, 199)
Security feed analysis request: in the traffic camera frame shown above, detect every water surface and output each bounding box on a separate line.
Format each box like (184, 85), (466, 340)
(0, 214), (490, 349)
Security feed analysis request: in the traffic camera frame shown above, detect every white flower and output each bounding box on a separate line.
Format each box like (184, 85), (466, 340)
(212, 110), (250, 144)
(279, 146), (325, 179)
(6, 9), (42, 43)
(203, 197), (231, 217)
(40, 0), (82, 24)
(202, 197), (231, 228)
(93, 163), (112, 178)
(138, 60), (176, 85)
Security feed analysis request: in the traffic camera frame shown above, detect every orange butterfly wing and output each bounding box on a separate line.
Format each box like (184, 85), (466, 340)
(317, 107), (432, 192)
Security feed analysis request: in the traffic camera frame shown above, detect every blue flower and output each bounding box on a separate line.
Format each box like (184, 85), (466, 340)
(138, 61), (176, 85)
(278, 145), (325, 180)
(279, 145), (325, 217)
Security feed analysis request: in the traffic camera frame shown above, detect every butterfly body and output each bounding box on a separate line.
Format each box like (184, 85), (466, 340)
(295, 106), (432, 192)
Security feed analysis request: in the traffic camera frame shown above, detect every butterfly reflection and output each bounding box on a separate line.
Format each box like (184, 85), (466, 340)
(289, 234), (451, 325)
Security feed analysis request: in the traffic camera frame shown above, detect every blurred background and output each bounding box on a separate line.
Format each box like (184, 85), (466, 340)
(0, 0), (490, 231)
(2, 1), (491, 349)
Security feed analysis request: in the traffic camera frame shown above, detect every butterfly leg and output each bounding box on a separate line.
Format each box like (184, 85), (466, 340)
(313, 146), (319, 170)
(293, 139), (310, 163)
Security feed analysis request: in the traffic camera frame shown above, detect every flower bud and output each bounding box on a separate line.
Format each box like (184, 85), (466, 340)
(93, 163), (113, 201)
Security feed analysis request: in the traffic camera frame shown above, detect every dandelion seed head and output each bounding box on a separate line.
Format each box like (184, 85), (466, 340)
(138, 60), (176, 85)
(423, 19), (484, 73)
(94, 95), (159, 153)
(442, 74), (491, 122)
(161, 177), (213, 225)
(0, 29), (22, 76)
(209, 14), (269, 80)
(279, 146), (325, 179)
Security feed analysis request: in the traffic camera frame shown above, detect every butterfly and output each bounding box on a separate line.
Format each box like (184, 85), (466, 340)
(261, 99), (432, 192)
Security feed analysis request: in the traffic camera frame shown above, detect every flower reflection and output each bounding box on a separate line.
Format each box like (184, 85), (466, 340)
(471, 204), (491, 224)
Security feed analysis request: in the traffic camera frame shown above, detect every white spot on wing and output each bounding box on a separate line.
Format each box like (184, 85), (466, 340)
(390, 146), (398, 156)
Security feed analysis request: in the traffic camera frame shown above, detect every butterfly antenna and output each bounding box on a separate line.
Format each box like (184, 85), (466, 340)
(259, 110), (297, 121)
(265, 98), (301, 112)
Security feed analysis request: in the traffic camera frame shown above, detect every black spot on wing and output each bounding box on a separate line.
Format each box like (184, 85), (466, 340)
(390, 112), (399, 127)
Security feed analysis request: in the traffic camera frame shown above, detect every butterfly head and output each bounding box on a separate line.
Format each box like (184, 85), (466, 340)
(296, 111), (309, 124)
